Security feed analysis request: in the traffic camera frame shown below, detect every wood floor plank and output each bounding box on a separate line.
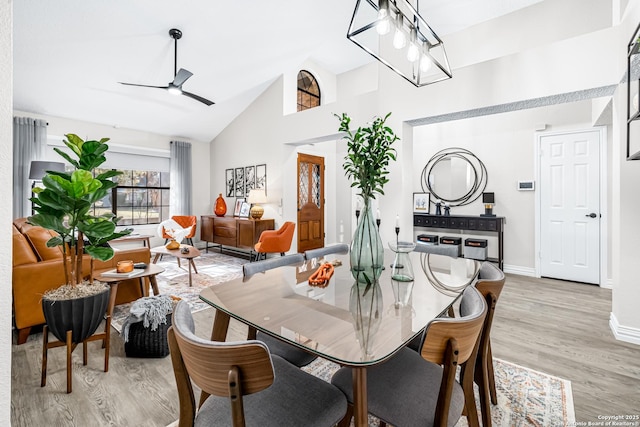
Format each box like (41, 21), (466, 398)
(11, 274), (640, 425)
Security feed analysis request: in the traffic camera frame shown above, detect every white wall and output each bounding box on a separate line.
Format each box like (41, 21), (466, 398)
(610, 0), (640, 344)
(1, 2), (12, 423)
(12, 111), (210, 247)
(412, 100), (595, 271)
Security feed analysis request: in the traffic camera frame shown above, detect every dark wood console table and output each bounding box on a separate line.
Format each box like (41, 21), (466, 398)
(200, 216), (275, 254)
(413, 214), (505, 270)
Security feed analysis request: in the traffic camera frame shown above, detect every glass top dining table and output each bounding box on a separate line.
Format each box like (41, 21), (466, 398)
(199, 249), (479, 427)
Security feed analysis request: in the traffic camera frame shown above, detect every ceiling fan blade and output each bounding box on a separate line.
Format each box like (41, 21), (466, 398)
(119, 82), (169, 89)
(172, 68), (193, 87)
(181, 90), (215, 106)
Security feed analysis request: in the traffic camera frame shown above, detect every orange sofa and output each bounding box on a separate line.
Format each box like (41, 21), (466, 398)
(12, 218), (151, 344)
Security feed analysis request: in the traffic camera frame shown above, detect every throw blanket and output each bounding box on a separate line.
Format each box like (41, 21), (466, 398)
(157, 219), (193, 243)
(120, 295), (174, 342)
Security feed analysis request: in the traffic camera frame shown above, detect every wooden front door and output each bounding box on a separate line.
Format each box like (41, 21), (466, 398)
(297, 153), (324, 253)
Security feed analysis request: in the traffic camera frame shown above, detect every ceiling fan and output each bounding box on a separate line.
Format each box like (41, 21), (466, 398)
(119, 28), (214, 106)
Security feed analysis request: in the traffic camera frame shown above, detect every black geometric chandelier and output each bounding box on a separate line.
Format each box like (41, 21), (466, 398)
(347, 0), (452, 87)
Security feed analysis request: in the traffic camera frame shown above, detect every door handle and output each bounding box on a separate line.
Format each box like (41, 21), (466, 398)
(585, 213), (597, 218)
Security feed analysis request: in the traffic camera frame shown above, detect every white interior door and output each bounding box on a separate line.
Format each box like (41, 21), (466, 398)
(539, 129), (601, 284)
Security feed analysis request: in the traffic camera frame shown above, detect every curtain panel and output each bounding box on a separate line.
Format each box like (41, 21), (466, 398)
(169, 140), (192, 215)
(13, 117), (47, 219)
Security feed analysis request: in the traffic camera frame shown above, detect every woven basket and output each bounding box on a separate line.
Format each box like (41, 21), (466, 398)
(124, 313), (172, 358)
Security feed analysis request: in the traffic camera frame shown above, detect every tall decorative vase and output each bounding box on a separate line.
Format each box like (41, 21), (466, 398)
(214, 193), (227, 217)
(350, 200), (384, 284)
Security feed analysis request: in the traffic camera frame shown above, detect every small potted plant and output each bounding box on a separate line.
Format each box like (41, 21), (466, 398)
(29, 134), (132, 344)
(336, 112), (398, 285)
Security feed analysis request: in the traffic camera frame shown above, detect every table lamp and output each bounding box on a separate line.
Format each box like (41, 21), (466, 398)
(247, 189), (267, 219)
(481, 192), (495, 217)
(29, 161), (65, 185)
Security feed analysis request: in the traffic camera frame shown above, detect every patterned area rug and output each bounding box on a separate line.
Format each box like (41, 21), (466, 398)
(301, 357), (575, 427)
(111, 251), (246, 332)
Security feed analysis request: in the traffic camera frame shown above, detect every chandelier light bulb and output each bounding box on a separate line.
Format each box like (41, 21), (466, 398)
(392, 15), (406, 49)
(420, 54), (432, 72)
(377, 18), (391, 35)
(376, 0), (390, 35)
(406, 27), (419, 62)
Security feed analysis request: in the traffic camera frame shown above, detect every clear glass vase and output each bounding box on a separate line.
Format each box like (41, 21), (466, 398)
(350, 201), (384, 284)
(349, 281), (383, 361)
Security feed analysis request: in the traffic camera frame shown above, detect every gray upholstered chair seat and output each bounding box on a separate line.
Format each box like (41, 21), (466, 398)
(195, 354), (346, 427)
(243, 253), (305, 277)
(331, 347), (465, 427)
(256, 331), (318, 367)
(414, 242), (459, 258)
(304, 243), (349, 260)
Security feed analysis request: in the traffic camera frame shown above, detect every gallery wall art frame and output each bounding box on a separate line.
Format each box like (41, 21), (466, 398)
(245, 165), (255, 197)
(225, 169), (234, 197)
(256, 164), (267, 194)
(234, 167), (245, 197)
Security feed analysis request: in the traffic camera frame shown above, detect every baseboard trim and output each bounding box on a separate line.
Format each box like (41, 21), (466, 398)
(600, 279), (613, 289)
(609, 312), (640, 345)
(503, 264), (536, 277)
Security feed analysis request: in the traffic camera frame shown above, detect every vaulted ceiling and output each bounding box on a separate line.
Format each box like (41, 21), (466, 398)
(13, 0), (542, 142)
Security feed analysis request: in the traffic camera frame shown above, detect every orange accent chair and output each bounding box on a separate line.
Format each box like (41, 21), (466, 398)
(161, 216), (197, 246)
(253, 222), (296, 261)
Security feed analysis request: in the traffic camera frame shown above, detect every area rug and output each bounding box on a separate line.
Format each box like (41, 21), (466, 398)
(111, 251), (246, 332)
(301, 357), (575, 427)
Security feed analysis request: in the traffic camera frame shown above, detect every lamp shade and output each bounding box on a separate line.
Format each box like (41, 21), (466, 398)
(29, 161), (65, 180)
(482, 192), (495, 204)
(247, 189), (267, 204)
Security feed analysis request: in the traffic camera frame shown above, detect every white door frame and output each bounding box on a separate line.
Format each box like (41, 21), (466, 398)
(534, 126), (608, 286)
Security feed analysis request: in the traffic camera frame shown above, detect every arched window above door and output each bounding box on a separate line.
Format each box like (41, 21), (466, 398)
(297, 70), (321, 112)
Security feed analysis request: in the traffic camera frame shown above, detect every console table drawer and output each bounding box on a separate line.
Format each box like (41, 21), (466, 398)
(214, 226), (236, 239)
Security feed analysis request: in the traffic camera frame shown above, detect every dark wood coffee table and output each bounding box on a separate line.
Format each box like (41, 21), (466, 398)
(150, 244), (201, 287)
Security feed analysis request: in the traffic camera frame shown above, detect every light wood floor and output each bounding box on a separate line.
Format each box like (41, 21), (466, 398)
(11, 274), (640, 426)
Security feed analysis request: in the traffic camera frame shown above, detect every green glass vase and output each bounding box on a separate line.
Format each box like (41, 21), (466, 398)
(350, 201), (384, 284)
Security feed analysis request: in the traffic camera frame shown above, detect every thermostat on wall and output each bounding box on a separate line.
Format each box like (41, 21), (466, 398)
(518, 181), (535, 191)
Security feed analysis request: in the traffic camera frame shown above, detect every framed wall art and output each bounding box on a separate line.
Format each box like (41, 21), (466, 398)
(234, 167), (245, 197)
(238, 201), (251, 218)
(233, 198), (245, 216)
(245, 165), (255, 197)
(413, 192), (431, 214)
(225, 168), (234, 197)
(255, 164), (267, 194)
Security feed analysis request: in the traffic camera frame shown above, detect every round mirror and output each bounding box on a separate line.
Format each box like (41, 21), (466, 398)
(420, 148), (487, 207)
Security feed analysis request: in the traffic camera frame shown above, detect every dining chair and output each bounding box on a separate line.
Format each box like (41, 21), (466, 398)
(242, 253), (304, 277)
(252, 221), (296, 261)
(468, 261), (505, 427)
(241, 252), (318, 367)
(303, 243), (349, 260)
(414, 242), (460, 258)
(168, 301), (347, 427)
(331, 286), (487, 427)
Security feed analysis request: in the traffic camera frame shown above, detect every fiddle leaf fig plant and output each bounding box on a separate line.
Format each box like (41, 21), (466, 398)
(29, 133), (132, 290)
(336, 112), (399, 200)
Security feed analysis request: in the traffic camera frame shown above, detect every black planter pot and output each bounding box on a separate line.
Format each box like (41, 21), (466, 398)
(42, 287), (110, 343)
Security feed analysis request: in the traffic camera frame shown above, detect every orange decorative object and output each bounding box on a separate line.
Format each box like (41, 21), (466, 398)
(116, 260), (134, 273)
(165, 240), (180, 250)
(214, 193), (227, 217)
(308, 263), (335, 288)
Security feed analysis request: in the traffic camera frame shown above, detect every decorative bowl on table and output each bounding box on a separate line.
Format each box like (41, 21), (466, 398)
(116, 260), (134, 273)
